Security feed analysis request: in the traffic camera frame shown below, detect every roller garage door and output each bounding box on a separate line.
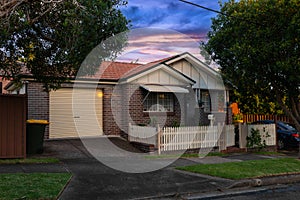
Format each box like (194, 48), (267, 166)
(49, 88), (103, 138)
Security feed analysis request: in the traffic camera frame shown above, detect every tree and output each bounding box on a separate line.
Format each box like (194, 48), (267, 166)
(203, 0), (300, 131)
(0, 0), (129, 90)
(229, 89), (284, 115)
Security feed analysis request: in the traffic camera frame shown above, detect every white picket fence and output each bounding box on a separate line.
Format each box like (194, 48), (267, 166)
(128, 123), (277, 154)
(160, 125), (235, 152)
(128, 123), (235, 154)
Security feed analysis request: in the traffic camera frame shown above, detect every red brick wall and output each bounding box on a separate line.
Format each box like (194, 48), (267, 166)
(103, 84), (183, 136)
(102, 85), (123, 135)
(27, 82), (49, 138)
(124, 84), (182, 129)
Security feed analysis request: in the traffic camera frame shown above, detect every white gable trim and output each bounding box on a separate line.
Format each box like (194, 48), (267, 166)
(140, 84), (189, 93)
(165, 52), (220, 78)
(120, 63), (195, 85)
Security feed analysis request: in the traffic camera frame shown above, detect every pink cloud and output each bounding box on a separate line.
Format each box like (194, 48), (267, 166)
(116, 28), (206, 64)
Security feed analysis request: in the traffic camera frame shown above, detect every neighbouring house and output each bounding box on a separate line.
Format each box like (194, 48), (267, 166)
(3, 52), (230, 139)
(0, 77), (11, 94)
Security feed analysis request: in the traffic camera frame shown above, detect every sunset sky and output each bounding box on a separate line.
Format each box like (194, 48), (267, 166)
(117, 0), (223, 64)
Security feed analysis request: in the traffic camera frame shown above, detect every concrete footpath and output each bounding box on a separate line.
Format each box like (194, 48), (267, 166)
(1, 138), (300, 200)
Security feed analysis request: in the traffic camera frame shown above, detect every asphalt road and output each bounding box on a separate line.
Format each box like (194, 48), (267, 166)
(200, 183), (300, 200)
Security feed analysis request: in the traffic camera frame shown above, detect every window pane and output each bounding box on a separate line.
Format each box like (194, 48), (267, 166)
(144, 93), (156, 111)
(158, 93), (174, 112)
(143, 93), (174, 112)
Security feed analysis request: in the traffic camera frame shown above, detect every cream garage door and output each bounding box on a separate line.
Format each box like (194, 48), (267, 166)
(50, 88), (103, 138)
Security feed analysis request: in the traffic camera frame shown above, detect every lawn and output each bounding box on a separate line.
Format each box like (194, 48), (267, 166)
(0, 173), (72, 200)
(145, 152), (228, 159)
(0, 157), (60, 164)
(176, 158), (300, 180)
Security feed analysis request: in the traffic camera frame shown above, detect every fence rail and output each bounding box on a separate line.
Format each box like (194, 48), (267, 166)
(243, 114), (293, 124)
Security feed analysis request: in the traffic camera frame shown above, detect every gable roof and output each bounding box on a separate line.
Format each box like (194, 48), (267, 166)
(85, 54), (196, 84)
(5, 52), (221, 87)
(86, 52), (220, 85)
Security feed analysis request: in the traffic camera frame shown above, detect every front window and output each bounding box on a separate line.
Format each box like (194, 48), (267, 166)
(143, 93), (174, 112)
(201, 90), (211, 113)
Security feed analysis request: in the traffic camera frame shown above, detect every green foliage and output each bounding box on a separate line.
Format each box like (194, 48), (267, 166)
(230, 90), (284, 115)
(232, 113), (243, 121)
(171, 120), (180, 127)
(0, 0), (129, 91)
(203, 0), (300, 130)
(246, 128), (270, 150)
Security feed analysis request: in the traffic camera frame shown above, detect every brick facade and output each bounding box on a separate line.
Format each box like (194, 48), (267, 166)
(122, 84), (183, 132)
(102, 83), (186, 136)
(27, 82), (50, 138)
(25, 82), (229, 139)
(102, 85), (123, 135)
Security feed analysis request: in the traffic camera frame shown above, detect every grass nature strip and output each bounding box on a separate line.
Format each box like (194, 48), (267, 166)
(0, 173), (72, 200)
(145, 152), (228, 159)
(176, 158), (300, 180)
(0, 157), (60, 164)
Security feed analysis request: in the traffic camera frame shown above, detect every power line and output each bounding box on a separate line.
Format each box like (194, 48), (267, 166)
(179, 0), (264, 26)
(179, 0), (229, 16)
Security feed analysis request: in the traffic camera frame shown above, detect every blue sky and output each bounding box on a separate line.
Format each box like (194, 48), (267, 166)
(117, 0), (223, 63)
(121, 0), (221, 40)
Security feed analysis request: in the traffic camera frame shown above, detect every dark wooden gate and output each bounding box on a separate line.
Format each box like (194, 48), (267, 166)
(0, 94), (27, 158)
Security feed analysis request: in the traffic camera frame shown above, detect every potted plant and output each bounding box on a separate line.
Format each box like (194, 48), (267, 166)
(233, 113), (243, 123)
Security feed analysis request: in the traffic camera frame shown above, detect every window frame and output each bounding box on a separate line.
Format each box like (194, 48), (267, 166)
(200, 90), (211, 113)
(143, 92), (175, 113)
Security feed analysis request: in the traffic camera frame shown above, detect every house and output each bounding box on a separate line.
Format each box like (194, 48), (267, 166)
(4, 52), (230, 139)
(0, 77), (11, 94)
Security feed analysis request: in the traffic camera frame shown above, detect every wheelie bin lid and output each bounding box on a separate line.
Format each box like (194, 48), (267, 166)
(26, 119), (49, 124)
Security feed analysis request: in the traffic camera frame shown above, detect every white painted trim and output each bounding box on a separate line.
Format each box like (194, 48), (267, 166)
(122, 64), (195, 85)
(165, 52), (220, 77)
(140, 84), (189, 93)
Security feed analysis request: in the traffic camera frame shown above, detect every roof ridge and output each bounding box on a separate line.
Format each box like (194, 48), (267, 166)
(102, 60), (142, 66)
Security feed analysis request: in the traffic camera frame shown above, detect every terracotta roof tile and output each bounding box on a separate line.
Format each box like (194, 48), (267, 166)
(121, 60), (163, 79)
(120, 55), (180, 80)
(85, 61), (142, 80)
(84, 55), (174, 81)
